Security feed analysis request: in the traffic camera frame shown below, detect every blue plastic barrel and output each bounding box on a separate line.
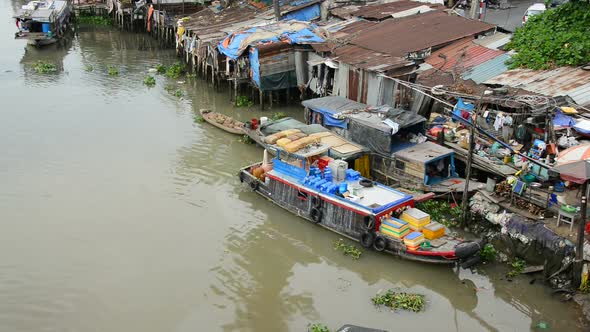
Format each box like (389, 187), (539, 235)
(42, 23), (51, 33)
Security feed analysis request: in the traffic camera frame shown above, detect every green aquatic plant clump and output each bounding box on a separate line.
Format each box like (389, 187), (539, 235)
(193, 114), (205, 123)
(271, 112), (287, 121)
(84, 64), (94, 72)
(107, 66), (119, 76)
(333, 239), (362, 259)
(32, 60), (57, 73)
(143, 75), (156, 87)
(236, 95), (254, 107)
(165, 62), (185, 78)
(372, 289), (426, 312)
(308, 323), (330, 332)
(239, 135), (255, 144)
(155, 64), (166, 74)
(506, 2), (590, 69)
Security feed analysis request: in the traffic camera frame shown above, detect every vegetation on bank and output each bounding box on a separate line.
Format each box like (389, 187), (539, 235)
(333, 239), (362, 259)
(415, 199), (461, 227)
(506, 258), (526, 278)
(372, 289), (426, 312)
(32, 60), (57, 73)
(479, 244), (497, 263)
(506, 2), (590, 69)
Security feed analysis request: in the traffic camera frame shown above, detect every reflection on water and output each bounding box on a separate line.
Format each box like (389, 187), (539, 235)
(0, 1), (584, 331)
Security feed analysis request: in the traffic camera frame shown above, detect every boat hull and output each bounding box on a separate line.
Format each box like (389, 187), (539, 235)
(239, 163), (480, 265)
(199, 109), (244, 135)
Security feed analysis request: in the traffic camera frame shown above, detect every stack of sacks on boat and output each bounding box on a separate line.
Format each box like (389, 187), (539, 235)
(403, 231), (425, 250)
(422, 222), (445, 240)
(400, 208), (430, 231)
(380, 218), (410, 239)
(264, 129), (320, 153)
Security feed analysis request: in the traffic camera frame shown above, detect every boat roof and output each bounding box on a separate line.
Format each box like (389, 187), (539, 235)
(15, 1), (69, 22)
(268, 168), (413, 214)
(527, 3), (546, 11)
(394, 141), (454, 163)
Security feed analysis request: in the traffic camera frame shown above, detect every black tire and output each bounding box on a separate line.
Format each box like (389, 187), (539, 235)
(455, 241), (481, 259)
(360, 231), (375, 248)
(249, 180), (258, 191)
(373, 235), (387, 252)
(311, 196), (321, 207)
(310, 207), (322, 224)
(360, 179), (373, 187)
(362, 215), (375, 231)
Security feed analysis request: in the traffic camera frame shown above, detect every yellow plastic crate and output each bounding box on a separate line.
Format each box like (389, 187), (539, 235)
(401, 208), (430, 227)
(423, 222), (445, 240)
(381, 228), (410, 239)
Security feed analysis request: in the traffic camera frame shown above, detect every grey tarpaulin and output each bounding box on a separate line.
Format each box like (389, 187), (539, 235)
(302, 96), (426, 155)
(260, 117), (327, 136)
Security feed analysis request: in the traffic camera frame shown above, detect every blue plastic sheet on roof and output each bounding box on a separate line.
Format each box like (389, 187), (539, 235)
(316, 108), (348, 129)
(281, 4), (321, 21)
(218, 26), (323, 59)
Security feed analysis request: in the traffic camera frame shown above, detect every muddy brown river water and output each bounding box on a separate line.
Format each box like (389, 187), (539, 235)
(0, 2), (585, 331)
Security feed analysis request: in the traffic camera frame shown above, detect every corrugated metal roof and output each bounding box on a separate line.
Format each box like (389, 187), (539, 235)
(485, 67), (590, 105)
(473, 32), (512, 50)
(331, 44), (415, 73)
(349, 1), (436, 20)
(349, 11), (496, 57)
(461, 53), (510, 83)
(425, 37), (505, 72)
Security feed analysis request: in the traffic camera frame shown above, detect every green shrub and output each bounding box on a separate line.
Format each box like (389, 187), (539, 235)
(506, 2), (590, 69)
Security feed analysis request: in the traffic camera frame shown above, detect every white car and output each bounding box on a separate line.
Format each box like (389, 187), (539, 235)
(522, 3), (546, 24)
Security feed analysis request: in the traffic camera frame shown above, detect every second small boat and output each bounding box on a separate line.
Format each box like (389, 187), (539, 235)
(199, 109), (244, 135)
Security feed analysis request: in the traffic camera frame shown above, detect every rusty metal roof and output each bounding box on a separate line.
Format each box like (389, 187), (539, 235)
(485, 67), (590, 106)
(349, 11), (496, 57)
(425, 37), (505, 72)
(182, 4), (262, 37)
(349, 1), (438, 20)
(331, 44), (415, 73)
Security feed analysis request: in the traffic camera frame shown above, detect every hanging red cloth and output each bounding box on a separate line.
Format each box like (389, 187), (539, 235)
(147, 5), (154, 32)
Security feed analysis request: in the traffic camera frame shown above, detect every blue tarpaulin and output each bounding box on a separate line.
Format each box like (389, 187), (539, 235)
(218, 24), (323, 59)
(553, 109), (575, 127)
(452, 98), (475, 123)
(281, 4), (321, 21)
(249, 47), (260, 87)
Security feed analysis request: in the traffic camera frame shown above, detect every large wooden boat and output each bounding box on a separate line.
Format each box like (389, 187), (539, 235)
(14, 0), (72, 47)
(239, 148), (482, 266)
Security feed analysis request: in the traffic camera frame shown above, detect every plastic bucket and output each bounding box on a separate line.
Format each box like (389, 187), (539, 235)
(42, 23), (51, 33)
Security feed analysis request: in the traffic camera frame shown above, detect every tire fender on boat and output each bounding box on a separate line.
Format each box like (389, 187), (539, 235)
(362, 215), (375, 231)
(373, 235), (387, 252)
(360, 231), (375, 248)
(311, 196), (321, 208)
(455, 241), (481, 259)
(310, 207), (322, 223)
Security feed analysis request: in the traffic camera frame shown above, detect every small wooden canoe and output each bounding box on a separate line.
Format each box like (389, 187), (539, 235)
(199, 109), (244, 135)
